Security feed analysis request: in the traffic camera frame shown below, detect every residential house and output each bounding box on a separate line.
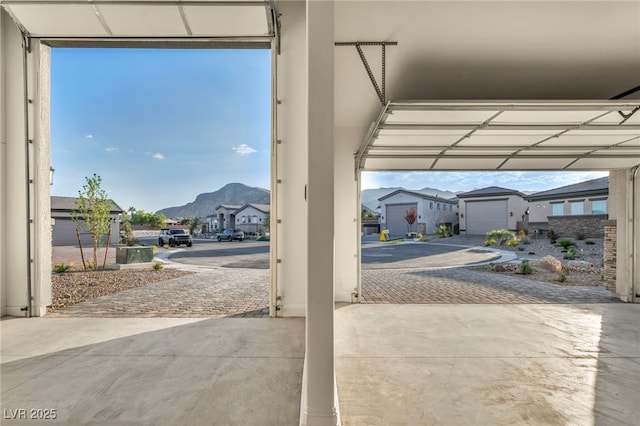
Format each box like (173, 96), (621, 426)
(51, 196), (123, 246)
(524, 177), (609, 238)
(214, 204), (242, 232)
(379, 190), (458, 237)
(233, 203), (270, 235)
(457, 187), (528, 235)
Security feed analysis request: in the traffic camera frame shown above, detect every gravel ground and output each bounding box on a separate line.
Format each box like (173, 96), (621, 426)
(49, 268), (191, 313)
(433, 234), (606, 288)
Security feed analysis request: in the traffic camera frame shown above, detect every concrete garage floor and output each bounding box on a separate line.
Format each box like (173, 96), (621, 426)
(335, 304), (640, 426)
(2, 303), (639, 425)
(1, 317), (304, 426)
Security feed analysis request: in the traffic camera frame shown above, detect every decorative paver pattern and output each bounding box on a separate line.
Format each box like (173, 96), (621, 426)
(48, 268), (270, 318)
(361, 268), (619, 304)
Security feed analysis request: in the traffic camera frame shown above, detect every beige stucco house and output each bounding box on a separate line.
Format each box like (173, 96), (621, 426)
(525, 176), (609, 238)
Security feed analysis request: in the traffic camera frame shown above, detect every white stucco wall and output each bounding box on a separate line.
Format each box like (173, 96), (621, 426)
(334, 127), (363, 303)
(380, 192), (458, 235)
(235, 205), (268, 227)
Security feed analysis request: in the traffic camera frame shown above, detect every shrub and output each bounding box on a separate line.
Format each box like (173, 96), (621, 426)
(485, 229), (516, 246)
(519, 263), (533, 275)
(151, 245), (158, 250)
(563, 247), (584, 260)
(53, 262), (73, 273)
(555, 239), (576, 249)
(518, 229), (527, 238)
(521, 236), (531, 244)
(436, 224), (450, 238)
(547, 229), (558, 243)
(153, 261), (163, 271)
(484, 238), (497, 246)
(506, 239), (520, 247)
(539, 256), (562, 273)
(558, 273), (567, 282)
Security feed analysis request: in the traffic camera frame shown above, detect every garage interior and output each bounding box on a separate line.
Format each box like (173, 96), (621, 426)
(2, 1), (639, 425)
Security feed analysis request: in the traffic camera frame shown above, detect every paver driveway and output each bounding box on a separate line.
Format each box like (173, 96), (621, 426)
(48, 237), (617, 317)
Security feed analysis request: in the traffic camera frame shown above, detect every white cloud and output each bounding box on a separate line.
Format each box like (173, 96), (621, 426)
(85, 134), (93, 139)
(105, 147), (118, 152)
(152, 152), (165, 160)
(232, 144), (257, 156)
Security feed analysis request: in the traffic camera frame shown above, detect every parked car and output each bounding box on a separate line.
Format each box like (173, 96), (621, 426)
(159, 228), (193, 247)
(217, 228), (245, 242)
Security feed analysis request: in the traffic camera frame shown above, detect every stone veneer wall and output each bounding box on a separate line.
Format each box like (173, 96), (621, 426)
(603, 220), (617, 293)
(547, 214), (608, 239)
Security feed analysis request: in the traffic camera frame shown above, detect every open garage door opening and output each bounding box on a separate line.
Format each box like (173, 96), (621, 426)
(49, 47), (275, 318)
(355, 98), (640, 306)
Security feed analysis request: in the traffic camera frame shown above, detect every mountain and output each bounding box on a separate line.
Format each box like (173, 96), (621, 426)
(156, 183), (270, 218)
(361, 187), (401, 211)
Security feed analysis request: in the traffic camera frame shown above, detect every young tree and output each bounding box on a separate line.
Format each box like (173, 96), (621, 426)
(404, 207), (417, 233)
(73, 174), (112, 269)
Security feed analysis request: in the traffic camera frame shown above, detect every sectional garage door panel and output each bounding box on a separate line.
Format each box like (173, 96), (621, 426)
(386, 203), (417, 238)
(466, 200), (508, 235)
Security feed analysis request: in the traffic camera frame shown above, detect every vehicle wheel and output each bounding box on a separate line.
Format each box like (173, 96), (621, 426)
(158, 239), (163, 246)
(187, 242), (193, 247)
(239, 238), (244, 242)
(169, 239), (175, 247)
(217, 236), (222, 242)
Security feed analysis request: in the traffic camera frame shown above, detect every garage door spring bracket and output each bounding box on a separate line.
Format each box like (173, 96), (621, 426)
(609, 85), (640, 124)
(335, 41), (398, 105)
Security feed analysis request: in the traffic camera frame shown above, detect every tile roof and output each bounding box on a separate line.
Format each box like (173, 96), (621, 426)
(525, 177), (608, 201)
(51, 196), (124, 213)
(456, 186), (524, 198)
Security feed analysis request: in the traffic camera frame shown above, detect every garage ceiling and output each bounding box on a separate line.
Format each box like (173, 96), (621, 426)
(0, 0), (276, 39)
(357, 101), (640, 172)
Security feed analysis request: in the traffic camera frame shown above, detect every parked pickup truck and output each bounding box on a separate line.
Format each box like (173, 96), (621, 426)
(159, 228), (193, 247)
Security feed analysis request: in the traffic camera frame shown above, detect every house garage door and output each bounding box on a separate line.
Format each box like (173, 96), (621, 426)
(466, 200), (508, 234)
(386, 203), (417, 238)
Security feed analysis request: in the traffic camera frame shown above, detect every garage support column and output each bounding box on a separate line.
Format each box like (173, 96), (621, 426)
(300, 0), (340, 425)
(609, 170), (636, 302)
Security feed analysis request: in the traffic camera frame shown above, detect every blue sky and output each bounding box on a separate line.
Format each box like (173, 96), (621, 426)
(360, 171), (608, 193)
(51, 48), (272, 213)
(51, 48), (607, 213)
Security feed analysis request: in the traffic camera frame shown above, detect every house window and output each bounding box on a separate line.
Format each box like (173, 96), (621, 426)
(242, 215), (247, 223)
(551, 202), (564, 216)
(570, 201), (584, 215)
(429, 202), (433, 209)
(437, 203), (441, 210)
(591, 199), (607, 215)
(247, 215), (252, 223)
(449, 205), (452, 211)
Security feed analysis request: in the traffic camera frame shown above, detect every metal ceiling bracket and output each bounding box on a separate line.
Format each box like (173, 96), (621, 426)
(335, 41), (397, 105)
(610, 85), (640, 123)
